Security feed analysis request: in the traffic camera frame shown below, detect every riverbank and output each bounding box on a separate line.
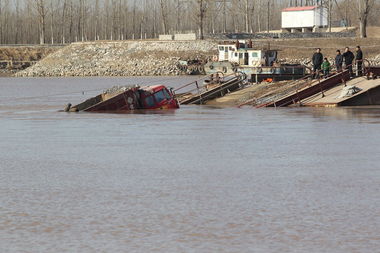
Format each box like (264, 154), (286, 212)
(11, 37), (380, 77)
(15, 41), (217, 77)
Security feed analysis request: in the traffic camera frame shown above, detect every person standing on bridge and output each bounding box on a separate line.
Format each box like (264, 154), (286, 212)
(312, 48), (323, 79)
(335, 50), (343, 72)
(343, 47), (355, 78)
(355, 46), (363, 76)
(321, 58), (331, 78)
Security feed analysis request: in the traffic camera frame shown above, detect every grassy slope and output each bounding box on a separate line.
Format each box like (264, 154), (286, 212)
(0, 47), (59, 62)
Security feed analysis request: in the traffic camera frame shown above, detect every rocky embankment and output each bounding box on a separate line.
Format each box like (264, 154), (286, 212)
(14, 39), (380, 77)
(16, 41), (217, 77)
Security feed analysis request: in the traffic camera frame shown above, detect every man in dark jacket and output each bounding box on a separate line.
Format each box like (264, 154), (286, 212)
(343, 47), (355, 77)
(355, 46), (363, 76)
(335, 50), (343, 72)
(312, 48), (323, 79)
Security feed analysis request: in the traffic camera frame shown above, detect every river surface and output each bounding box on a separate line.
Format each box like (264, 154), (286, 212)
(0, 77), (379, 253)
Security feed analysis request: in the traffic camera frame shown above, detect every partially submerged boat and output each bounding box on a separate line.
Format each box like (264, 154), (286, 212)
(65, 85), (179, 112)
(175, 72), (247, 105)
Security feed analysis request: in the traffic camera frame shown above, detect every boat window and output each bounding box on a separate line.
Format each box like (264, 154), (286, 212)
(144, 95), (156, 107)
(154, 90), (167, 103)
(235, 53), (238, 57)
(219, 46), (224, 51)
(252, 52), (258, 57)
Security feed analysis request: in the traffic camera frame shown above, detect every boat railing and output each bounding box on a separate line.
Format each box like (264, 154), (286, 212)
(257, 68), (354, 108)
(236, 58), (374, 108)
(174, 72), (243, 95)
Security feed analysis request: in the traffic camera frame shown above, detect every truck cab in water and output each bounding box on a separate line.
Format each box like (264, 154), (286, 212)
(139, 85), (179, 110)
(66, 85), (179, 112)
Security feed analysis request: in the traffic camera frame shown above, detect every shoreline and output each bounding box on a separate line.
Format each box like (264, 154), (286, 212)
(1, 37), (380, 78)
(0, 71), (15, 77)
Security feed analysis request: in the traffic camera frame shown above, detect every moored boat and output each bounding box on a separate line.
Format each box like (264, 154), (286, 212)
(204, 40), (307, 82)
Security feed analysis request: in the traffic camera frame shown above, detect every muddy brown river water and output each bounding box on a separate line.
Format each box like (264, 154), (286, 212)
(0, 77), (379, 253)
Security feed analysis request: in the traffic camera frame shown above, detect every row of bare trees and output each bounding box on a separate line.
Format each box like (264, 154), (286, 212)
(0, 0), (378, 45)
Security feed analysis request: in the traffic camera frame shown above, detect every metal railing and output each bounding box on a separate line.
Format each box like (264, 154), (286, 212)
(174, 72), (243, 94)
(174, 72), (247, 104)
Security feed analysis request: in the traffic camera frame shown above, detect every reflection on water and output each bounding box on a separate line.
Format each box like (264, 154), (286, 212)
(1, 77), (380, 253)
(278, 106), (380, 123)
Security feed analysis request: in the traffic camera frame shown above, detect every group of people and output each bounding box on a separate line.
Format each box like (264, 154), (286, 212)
(311, 46), (363, 79)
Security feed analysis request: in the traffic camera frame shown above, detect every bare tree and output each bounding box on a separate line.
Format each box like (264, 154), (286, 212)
(33, 0), (47, 44)
(50, 0), (54, 44)
(358, 0), (374, 38)
(245, 0), (250, 33)
(195, 0), (207, 40)
(159, 0), (168, 34)
(0, 0), (2, 44)
(61, 0), (67, 43)
(68, 0), (74, 42)
(1, 0), (380, 45)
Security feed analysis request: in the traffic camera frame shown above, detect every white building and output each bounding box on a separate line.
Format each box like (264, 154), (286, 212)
(281, 6), (328, 33)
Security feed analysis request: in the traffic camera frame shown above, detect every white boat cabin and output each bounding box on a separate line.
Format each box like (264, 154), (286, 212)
(217, 43), (278, 67)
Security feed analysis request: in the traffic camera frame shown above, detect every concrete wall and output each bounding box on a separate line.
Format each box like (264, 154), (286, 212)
(159, 35), (174, 41)
(282, 10), (315, 28)
(174, 33), (197, 41)
(315, 7), (328, 27)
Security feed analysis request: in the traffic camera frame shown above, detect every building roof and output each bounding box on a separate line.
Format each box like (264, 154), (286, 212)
(282, 6), (318, 12)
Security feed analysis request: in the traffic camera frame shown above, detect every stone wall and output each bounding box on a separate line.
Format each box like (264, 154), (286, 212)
(15, 41), (217, 77)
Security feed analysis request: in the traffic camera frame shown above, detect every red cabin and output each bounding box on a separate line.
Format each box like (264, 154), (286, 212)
(139, 85), (179, 110)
